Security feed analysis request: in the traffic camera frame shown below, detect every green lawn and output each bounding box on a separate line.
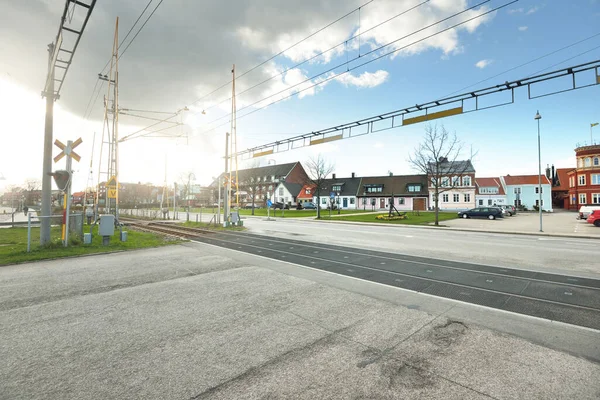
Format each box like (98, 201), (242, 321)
(0, 226), (180, 266)
(320, 211), (458, 225)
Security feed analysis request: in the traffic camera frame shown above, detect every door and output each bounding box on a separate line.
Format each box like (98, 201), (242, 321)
(343, 198), (348, 208)
(413, 198), (426, 211)
(379, 198), (385, 209)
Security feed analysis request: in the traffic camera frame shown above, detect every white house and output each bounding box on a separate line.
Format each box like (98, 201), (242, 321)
(475, 177), (507, 207)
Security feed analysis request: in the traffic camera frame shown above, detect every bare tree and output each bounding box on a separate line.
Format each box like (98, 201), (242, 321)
(304, 154), (335, 219)
(23, 178), (41, 206)
(409, 125), (475, 226)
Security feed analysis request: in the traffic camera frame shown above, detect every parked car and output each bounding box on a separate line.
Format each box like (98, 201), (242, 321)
(499, 205), (516, 216)
(243, 203), (262, 209)
(578, 206), (600, 220)
(586, 209), (600, 227)
(272, 202), (290, 210)
(457, 207), (504, 220)
(302, 202), (317, 210)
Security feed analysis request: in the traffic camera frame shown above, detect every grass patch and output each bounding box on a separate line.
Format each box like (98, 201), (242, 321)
(0, 226), (180, 266)
(320, 211), (458, 225)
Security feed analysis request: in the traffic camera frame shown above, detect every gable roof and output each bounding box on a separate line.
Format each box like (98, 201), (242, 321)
(475, 177), (505, 195)
(428, 159), (475, 175)
(316, 176), (363, 196)
(359, 174), (428, 196)
(503, 175), (551, 185)
(209, 162), (300, 186)
(280, 182), (303, 197)
(297, 184), (316, 199)
(553, 168), (574, 191)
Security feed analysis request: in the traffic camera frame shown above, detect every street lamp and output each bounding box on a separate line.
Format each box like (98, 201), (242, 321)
(534, 111), (543, 232)
(591, 122), (599, 144)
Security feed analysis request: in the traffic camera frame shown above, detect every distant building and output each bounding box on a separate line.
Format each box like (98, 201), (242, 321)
(357, 173), (428, 211)
(566, 144), (600, 210)
(428, 159), (476, 211)
(502, 175), (552, 211)
(475, 177), (506, 207)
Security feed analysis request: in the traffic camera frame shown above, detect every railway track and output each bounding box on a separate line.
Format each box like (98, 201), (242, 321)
(190, 230), (600, 331)
(120, 218), (215, 239)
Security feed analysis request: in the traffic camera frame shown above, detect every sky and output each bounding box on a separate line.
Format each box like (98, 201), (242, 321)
(1, 0), (599, 194)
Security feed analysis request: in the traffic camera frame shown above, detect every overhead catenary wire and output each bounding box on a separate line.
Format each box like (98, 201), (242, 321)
(195, 0), (431, 117)
(187, 0), (378, 109)
(526, 42), (600, 77)
(444, 30), (600, 97)
(198, 0), (507, 135)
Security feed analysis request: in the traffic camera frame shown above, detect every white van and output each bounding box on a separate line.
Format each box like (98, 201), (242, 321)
(578, 205), (600, 219)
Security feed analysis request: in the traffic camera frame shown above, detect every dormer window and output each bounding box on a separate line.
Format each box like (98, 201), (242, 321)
(407, 184), (421, 192)
(462, 176), (471, 186)
(306, 188), (311, 195)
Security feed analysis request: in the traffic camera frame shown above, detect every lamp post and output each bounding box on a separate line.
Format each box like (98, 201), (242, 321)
(592, 122), (599, 144)
(534, 111), (543, 232)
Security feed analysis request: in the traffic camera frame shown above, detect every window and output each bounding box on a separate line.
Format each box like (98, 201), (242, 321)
(365, 185), (383, 193)
(321, 198), (327, 204)
(453, 194), (460, 202)
(514, 187), (521, 194)
(579, 175), (586, 186)
(569, 177), (574, 188)
(463, 194), (470, 202)
(407, 184), (421, 192)
(397, 198), (405, 205)
(535, 199), (544, 207)
(306, 188), (311, 194)
(585, 157), (591, 167)
(442, 194), (449, 203)
(592, 194), (600, 204)
(452, 176), (460, 186)
(278, 188), (284, 196)
(350, 198), (355, 205)
(480, 187), (498, 194)
(332, 185), (342, 192)
(580, 193), (587, 204)
(514, 199), (522, 206)
(362, 198), (367, 205)
(441, 177), (450, 187)
(578, 158), (583, 168)
(462, 176), (471, 186)
(592, 174), (600, 185)
(594, 157), (599, 166)
(488, 199), (493, 206)
(478, 199), (483, 206)
(571, 196), (576, 205)
(535, 187), (543, 194)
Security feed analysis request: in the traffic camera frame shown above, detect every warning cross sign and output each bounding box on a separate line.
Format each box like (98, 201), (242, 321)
(108, 189), (117, 199)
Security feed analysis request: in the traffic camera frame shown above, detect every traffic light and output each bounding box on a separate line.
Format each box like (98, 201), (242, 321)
(48, 170), (71, 191)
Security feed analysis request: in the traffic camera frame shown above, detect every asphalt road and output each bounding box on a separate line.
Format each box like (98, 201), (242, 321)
(191, 230), (600, 330)
(241, 217), (600, 277)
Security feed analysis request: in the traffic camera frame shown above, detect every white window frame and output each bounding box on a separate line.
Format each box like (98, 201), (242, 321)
(441, 177), (450, 187)
(579, 193), (587, 204)
(514, 187), (521, 194)
(535, 186), (543, 194)
(452, 176), (460, 186)
(585, 157), (591, 167)
(579, 175), (586, 186)
(278, 188), (284, 196)
(453, 193), (460, 202)
(535, 199), (544, 207)
(478, 199), (483, 206)
(464, 193), (470, 202)
(462, 176), (471, 186)
(594, 157), (599, 166)
(592, 193), (600, 204)
(591, 174), (600, 185)
(442, 194), (449, 203)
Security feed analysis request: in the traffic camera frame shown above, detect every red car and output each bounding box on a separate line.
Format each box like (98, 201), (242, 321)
(586, 209), (600, 227)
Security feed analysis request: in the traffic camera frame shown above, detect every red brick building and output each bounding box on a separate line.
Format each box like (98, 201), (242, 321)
(566, 144), (600, 209)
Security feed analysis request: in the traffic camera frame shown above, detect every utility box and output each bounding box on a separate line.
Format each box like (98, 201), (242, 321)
(99, 215), (115, 236)
(230, 212), (239, 224)
(120, 231), (128, 242)
(84, 233), (92, 244)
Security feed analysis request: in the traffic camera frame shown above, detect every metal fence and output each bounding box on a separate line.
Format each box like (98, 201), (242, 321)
(25, 213), (84, 252)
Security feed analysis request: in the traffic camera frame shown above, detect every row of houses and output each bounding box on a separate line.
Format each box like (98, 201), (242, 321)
(211, 160), (555, 212)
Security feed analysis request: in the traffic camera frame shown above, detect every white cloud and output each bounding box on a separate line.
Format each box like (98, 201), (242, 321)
(475, 59), (493, 69)
(334, 70), (389, 88)
(526, 6), (540, 15)
(518, 26), (528, 31)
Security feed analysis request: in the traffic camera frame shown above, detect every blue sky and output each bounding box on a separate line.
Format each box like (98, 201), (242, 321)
(1, 0), (599, 191)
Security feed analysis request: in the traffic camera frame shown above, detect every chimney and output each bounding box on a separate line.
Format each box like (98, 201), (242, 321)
(551, 164), (556, 186)
(332, 173), (336, 179)
(351, 172), (355, 178)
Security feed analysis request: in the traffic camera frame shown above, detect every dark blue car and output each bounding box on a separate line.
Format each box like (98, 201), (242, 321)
(458, 207), (503, 220)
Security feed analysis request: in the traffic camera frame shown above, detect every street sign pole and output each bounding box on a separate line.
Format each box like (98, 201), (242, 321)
(64, 140), (73, 247)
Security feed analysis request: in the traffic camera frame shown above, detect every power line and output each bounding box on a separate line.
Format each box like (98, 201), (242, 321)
(444, 30), (600, 97)
(200, 0), (504, 134)
(118, 0), (165, 62)
(196, 0), (431, 117)
(526, 43), (600, 77)
(188, 0), (378, 109)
